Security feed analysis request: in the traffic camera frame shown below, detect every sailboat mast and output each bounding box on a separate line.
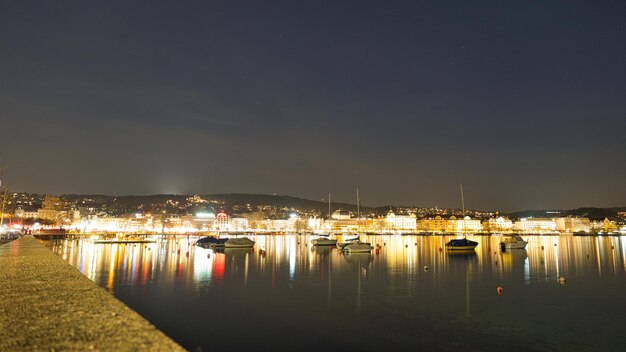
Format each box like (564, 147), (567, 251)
(356, 188), (360, 221)
(328, 192), (331, 219)
(460, 184), (465, 216)
(460, 184), (466, 235)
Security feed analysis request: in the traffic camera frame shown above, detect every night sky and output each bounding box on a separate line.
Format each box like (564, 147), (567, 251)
(1, 1), (625, 211)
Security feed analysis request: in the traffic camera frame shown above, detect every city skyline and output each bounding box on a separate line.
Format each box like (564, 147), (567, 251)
(2, 1), (625, 211)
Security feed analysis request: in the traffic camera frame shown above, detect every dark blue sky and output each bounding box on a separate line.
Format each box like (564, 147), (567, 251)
(1, 1), (625, 211)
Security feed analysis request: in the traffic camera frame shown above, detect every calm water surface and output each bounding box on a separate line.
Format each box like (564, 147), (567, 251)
(45, 235), (626, 351)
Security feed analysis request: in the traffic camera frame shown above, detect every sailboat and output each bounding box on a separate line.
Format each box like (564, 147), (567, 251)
(341, 188), (373, 253)
(445, 184), (479, 251)
(312, 192), (337, 246)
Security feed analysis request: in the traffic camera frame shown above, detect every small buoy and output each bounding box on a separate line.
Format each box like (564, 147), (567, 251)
(495, 260), (498, 266)
(587, 254), (589, 258)
(384, 243), (386, 246)
(558, 277), (566, 284)
(497, 286), (503, 295)
(405, 244), (408, 248)
(439, 247), (443, 252)
(541, 246), (544, 250)
(423, 266), (429, 271)
(207, 254), (210, 258)
(554, 244), (557, 247)
(414, 243), (417, 246)
(375, 249), (380, 255)
(177, 249), (180, 254)
(186, 251), (189, 257)
(611, 245), (614, 250)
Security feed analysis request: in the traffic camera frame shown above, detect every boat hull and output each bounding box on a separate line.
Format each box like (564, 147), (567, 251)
(224, 237), (255, 248)
(343, 242), (374, 253)
(445, 244), (478, 250)
(311, 238), (338, 246)
(501, 242), (527, 249)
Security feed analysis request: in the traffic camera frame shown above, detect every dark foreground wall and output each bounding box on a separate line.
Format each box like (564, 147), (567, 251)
(0, 236), (184, 351)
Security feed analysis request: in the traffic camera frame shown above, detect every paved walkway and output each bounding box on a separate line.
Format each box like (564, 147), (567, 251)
(0, 236), (185, 351)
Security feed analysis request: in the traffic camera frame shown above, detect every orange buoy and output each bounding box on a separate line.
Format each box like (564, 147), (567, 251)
(375, 249), (380, 255)
(497, 286), (503, 295)
(439, 247), (443, 252)
(186, 251), (189, 257)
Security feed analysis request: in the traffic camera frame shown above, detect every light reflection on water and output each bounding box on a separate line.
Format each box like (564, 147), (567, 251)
(46, 235), (626, 351)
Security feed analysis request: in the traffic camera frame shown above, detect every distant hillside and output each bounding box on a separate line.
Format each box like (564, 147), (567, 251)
(202, 193), (370, 213)
(507, 207), (626, 221)
(60, 193), (373, 215)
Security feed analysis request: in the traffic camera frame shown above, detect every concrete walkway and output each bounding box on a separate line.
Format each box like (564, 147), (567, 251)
(0, 236), (185, 351)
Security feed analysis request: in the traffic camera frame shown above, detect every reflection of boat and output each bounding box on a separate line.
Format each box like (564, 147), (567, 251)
(343, 252), (374, 267)
(224, 237), (255, 248)
(196, 236), (227, 248)
(446, 249), (477, 259)
(445, 238), (478, 250)
(311, 237), (338, 246)
(499, 235), (528, 249)
(343, 241), (374, 253)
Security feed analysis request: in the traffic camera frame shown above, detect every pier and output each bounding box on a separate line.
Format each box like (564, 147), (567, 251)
(0, 236), (184, 351)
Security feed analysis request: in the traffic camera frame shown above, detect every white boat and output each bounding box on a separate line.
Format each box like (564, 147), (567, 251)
(499, 235), (528, 249)
(311, 237), (338, 246)
(342, 241), (374, 253)
(336, 235), (360, 249)
(224, 237), (255, 248)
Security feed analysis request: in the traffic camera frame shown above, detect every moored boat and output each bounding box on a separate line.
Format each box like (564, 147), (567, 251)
(196, 236), (227, 247)
(224, 237), (255, 248)
(445, 238), (479, 250)
(342, 241), (374, 253)
(499, 234), (528, 249)
(311, 237), (338, 246)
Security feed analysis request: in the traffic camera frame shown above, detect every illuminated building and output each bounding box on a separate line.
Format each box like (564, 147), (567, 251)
(416, 215), (449, 233)
(14, 207), (39, 218)
(216, 212), (229, 231)
(230, 217), (248, 231)
(384, 211), (417, 232)
(483, 217), (514, 233)
(514, 218), (557, 233)
(453, 216), (482, 233)
(555, 217), (590, 233)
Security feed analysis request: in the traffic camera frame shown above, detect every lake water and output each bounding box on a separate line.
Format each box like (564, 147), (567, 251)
(45, 235), (626, 351)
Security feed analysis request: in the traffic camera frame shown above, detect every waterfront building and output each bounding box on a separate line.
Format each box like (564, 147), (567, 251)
(331, 210), (351, 220)
(453, 216), (482, 233)
(215, 212), (229, 231)
(555, 217), (591, 233)
(14, 207), (39, 219)
(416, 215), (449, 233)
(384, 211), (417, 232)
(229, 217), (248, 231)
(483, 216), (514, 233)
(514, 218), (557, 233)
